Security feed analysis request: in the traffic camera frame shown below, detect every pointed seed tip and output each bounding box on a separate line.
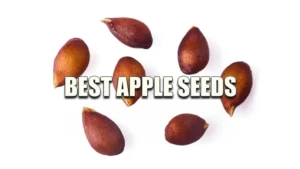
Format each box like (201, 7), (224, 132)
(191, 26), (198, 29)
(228, 106), (235, 117)
(123, 98), (133, 107)
(83, 107), (95, 113)
(53, 74), (59, 88)
(101, 18), (111, 23)
(204, 123), (209, 129)
(125, 102), (132, 107)
(53, 81), (59, 88)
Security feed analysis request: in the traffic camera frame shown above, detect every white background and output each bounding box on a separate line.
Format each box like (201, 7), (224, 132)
(0, 0), (299, 168)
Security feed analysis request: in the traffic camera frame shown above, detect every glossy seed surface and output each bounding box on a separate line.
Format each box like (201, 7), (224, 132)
(221, 61), (253, 117)
(53, 38), (90, 88)
(82, 107), (125, 156)
(178, 26), (209, 74)
(102, 17), (153, 49)
(113, 56), (146, 106)
(165, 113), (209, 145)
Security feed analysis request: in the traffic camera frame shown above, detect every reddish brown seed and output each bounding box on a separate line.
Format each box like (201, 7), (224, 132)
(178, 26), (209, 74)
(53, 38), (90, 88)
(82, 107), (125, 156)
(165, 113), (209, 145)
(113, 56), (146, 107)
(101, 17), (153, 49)
(221, 61), (253, 117)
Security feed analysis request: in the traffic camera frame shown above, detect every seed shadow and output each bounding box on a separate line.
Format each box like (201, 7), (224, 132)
(206, 39), (223, 73)
(150, 32), (162, 49)
(118, 124), (134, 152)
(235, 67), (259, 117)
(84, 48), (100, 75)
(144, 64), (162, 77)
(199, 116), (225, 144)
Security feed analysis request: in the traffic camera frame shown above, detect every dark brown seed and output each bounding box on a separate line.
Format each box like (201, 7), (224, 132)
(221, 61), (253, 117)
(82, 107), (125, 156)
(165, 113), (209, 145)
(101, 17), (153, 49)
(178, 26), (209, 74)
(53, 38), (90, 88)
(113, 56), (146, 107)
